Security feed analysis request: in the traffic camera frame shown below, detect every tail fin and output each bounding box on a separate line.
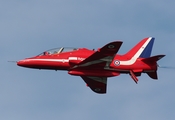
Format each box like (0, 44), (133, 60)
(124, 37), (155, 59)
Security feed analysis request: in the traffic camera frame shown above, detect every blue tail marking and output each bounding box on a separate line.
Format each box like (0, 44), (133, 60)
(139, 38), (155, 58)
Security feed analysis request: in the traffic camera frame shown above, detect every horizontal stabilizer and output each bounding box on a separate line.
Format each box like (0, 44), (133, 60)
(142, 55), (165, 63)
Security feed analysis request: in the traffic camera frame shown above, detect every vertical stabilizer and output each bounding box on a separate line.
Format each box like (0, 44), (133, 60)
(124, 37), (155, 59)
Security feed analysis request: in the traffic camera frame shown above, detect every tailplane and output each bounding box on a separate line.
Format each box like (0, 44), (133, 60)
(142, 55), (165, 63)
(142, 55), (165, 80)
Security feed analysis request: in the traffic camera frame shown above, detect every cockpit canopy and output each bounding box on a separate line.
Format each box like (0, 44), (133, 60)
(38, 47), (78, 56)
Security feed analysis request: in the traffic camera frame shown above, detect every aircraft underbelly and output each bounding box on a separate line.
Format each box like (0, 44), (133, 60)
(68, 69), (120, 77)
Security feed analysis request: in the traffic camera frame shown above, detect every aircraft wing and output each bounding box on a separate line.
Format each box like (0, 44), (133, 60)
(81, 76), (107, 94)
(73, 41), (123, 69)
(71, 41), (122, 94)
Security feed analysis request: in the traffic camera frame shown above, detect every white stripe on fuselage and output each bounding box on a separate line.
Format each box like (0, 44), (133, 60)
(25, 59), (69, 62)
(119, 37), (152, 65)
(24, 57), (78, 62)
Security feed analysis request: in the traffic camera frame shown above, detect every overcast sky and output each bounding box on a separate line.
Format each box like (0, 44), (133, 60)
(1, 0), (175, 120)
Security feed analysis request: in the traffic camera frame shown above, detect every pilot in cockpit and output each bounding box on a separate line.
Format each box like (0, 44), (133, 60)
(43, 51), (49, 55)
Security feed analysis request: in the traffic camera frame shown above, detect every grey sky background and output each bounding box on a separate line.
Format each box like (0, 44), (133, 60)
(1, 0), (175, 120)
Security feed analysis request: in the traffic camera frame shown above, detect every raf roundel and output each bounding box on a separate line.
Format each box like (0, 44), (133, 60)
(114, 60), (120, 66)
(108, 44), (115, 49)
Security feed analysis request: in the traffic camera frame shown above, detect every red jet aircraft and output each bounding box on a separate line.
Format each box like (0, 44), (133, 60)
(17, 37), (165, 94)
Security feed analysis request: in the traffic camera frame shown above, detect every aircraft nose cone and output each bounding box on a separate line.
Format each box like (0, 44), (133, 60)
(17, 60), (27, 67)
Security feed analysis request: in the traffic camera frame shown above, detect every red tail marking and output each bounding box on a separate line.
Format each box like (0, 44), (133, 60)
(124, 38), (149, 58)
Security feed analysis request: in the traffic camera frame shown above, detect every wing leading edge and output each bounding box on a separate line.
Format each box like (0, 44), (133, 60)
(76, 41), (123, 67)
